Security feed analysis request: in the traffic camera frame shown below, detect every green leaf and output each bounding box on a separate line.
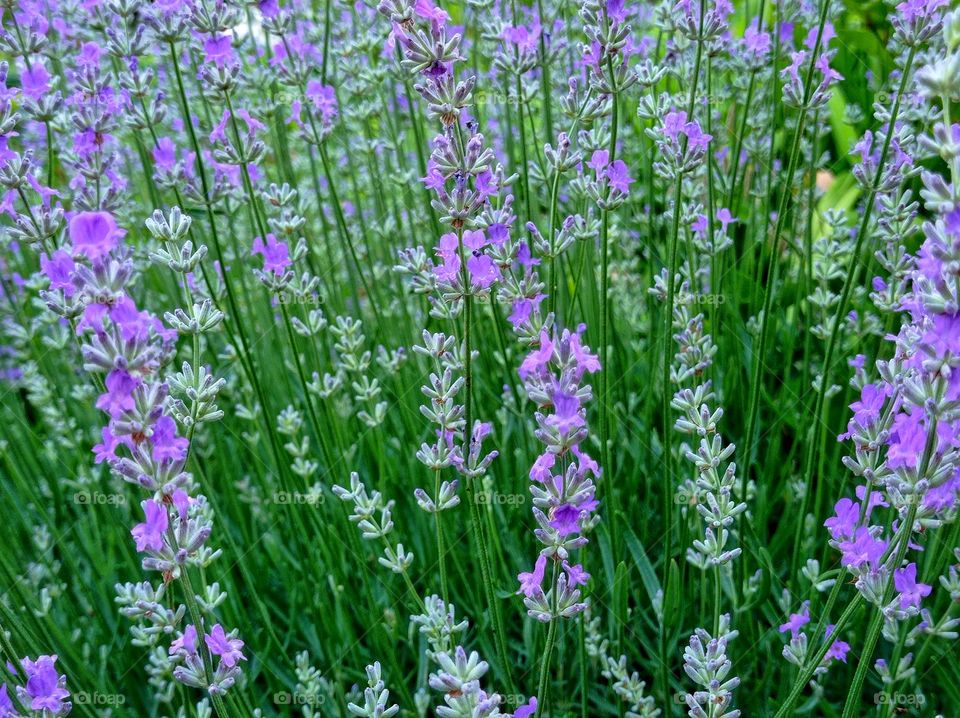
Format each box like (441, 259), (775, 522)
(624, 526), (663, 609)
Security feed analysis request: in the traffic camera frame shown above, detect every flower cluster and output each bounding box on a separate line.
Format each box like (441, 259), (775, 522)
(382, 0), (515, 315)
(646, 110), (712, 181)
(33, 209), (244, 700)
(516, 325), (600, 621)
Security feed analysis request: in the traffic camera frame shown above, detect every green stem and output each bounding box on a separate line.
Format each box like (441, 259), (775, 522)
(318, 143), (385, 325)
(547, 169), (562, 317)
(434, 468), (449, 602)
(534, 562), (561, 718)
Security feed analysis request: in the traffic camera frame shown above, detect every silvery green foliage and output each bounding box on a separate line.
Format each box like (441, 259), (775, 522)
(167, 362), (226, 427)
(801, 559), (837, 593)
(414, 479), (460, 513)
(346, 662), (399, 718)
(583, 605), (609, 659)
(601, 655), (660, 718)
(808, 209), (853, 343)
(411, 329), (479, 505)
(327, 315), (392, 427)
(289, 651), (336, 718)
(146, 208), (207, 273)
(333, 472), (413, 574)
(22, 525), (66, 619)
(681, 614), (740, 718)
(672, 385), (746, 569)
(332, 316), (372, 375)
(164, 300), (224, 336)
(871, 189), (918, 314)
(655, 273), (717, 385)
(276, 405), (320, 480)
(410, 595), (469, 659)
(115, 581), (183, 647)
(7, 360), (82, 449)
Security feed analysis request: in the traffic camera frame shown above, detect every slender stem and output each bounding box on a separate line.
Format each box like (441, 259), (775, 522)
(434, 468), (449, 603)
(534, 562), (560, 718)
(321, 0), (331, 83)
(739, 0), (831, 588)
(578, 613), (588, 718)
(741, 0), (831, 455)
(724, 0), (766, 210)
(547, 169), (562, 317)
(535, 0), (553, 145)
(279, 302), (334, 468)
(379, 535), (426, 612)
(167, 41), (300, 509)
(318, 143), (385, 325)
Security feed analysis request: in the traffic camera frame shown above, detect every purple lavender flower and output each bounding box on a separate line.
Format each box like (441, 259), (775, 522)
(517, 554), (547, 599)
(513, 697), (537, 718)
(68, 211), (123, 260)
(251, 234), (292, 276)
(778, 602), (811, 638)
(20, 655), (70, 715)
(516, 326), (601, 620)
(131, 499), (169, 553)
(824, 625), (850, 664)
(893, 563), (932, 610)
(0, 684), (13, 717)
(205, 625), (246, 669)
(170, 624), (198, 657)
(838, 527), (888, 569)
(824, 498), (860, 541)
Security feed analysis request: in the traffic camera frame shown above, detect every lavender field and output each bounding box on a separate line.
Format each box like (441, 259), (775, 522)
(1, 0), (959, 715)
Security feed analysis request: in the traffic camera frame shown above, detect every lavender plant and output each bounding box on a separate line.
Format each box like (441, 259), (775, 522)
(2, 0), (960, 716)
